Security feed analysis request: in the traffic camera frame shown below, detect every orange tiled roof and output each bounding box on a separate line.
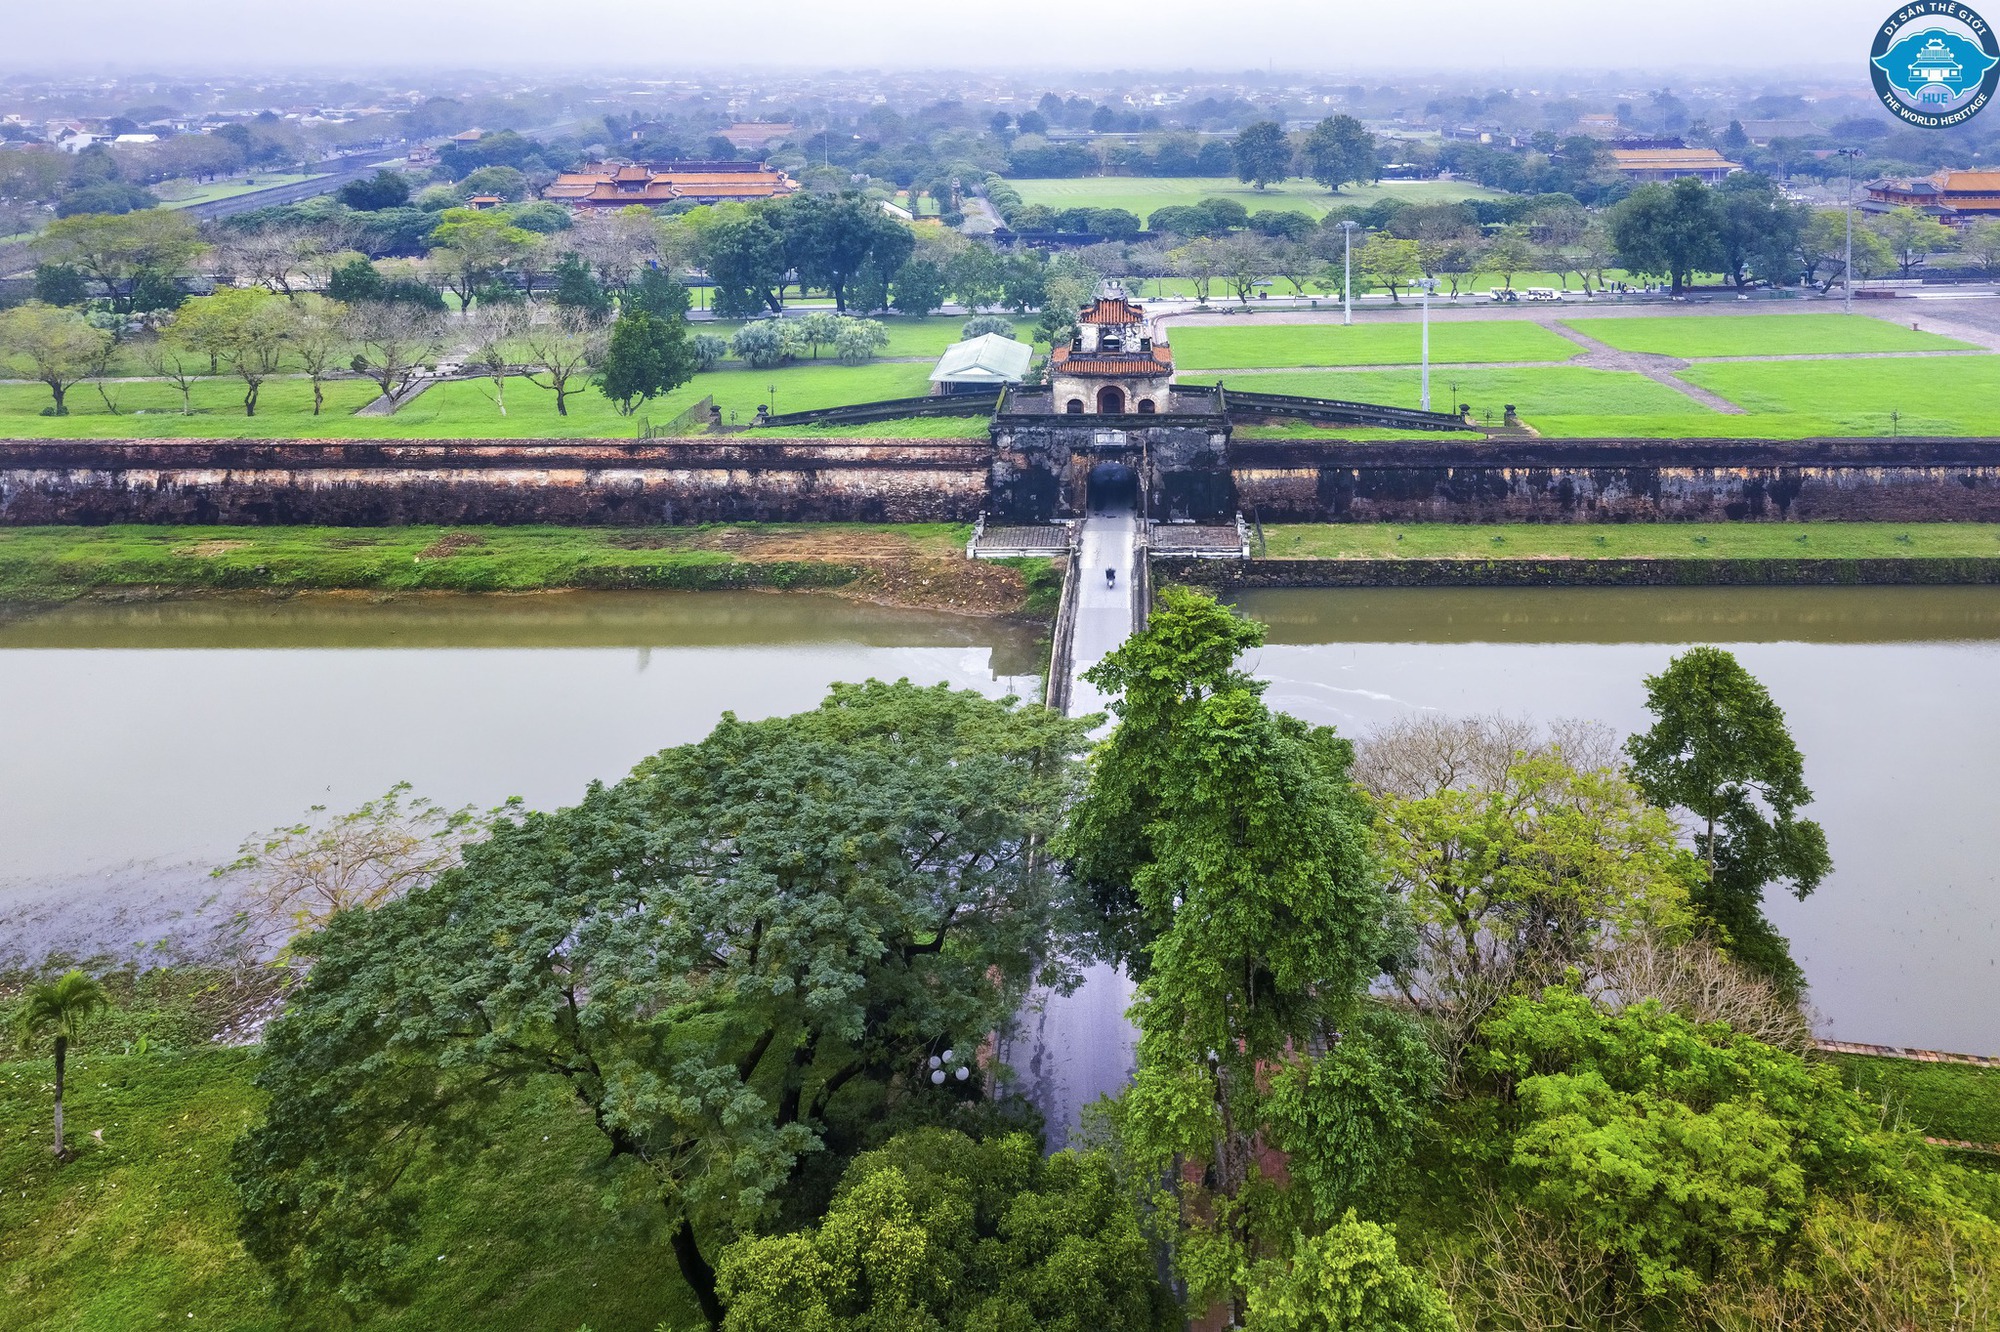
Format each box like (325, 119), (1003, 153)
(1051, 344), (1173, 376)
(1079, 296), (1145, 325)
(1937, 169), (2000, 189)
(543, 164), (799, 206)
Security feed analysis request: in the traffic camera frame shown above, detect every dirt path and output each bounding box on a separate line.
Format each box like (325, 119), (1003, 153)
(1541, 322), (1746, 413)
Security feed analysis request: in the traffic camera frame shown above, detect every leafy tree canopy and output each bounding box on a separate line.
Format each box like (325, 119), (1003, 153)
(716, 1128), (1179, 1332)
(233, 681), (1092, 1326)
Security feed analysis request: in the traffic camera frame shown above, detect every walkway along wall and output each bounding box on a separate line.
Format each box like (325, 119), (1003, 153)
(0, 439), (991, 526)
(1232, 438), (2000, 523)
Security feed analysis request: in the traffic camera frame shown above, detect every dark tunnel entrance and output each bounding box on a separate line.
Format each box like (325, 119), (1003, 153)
(1087, 460), (1139, 515)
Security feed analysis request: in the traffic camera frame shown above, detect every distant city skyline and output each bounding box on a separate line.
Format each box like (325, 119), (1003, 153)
(0, 0), (1937, 75)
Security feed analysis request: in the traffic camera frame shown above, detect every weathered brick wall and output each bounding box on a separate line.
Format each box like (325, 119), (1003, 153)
(988, 418), (1235, 522)
(0, 439), (992, 526)
(1232, 438), (2000, 523)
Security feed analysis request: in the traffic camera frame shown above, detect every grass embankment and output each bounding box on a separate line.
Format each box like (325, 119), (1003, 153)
(1829, 1054), (2000, 1147)
(1259, 523), (2000, 561)
(154, 173), (327, 209)
(0, 1048), (699, 1331)
(0, 524), (1054, 617)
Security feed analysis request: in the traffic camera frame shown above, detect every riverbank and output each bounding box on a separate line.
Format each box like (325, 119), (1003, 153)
(1152, 523), (2000, 588)
(0, 524), (1060, 619)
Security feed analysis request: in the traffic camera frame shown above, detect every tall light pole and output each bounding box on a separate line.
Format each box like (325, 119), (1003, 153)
(1340, 220), (1361, 326)
(1416, 278), (1438, 411)
(1838, 148), (1863, 315)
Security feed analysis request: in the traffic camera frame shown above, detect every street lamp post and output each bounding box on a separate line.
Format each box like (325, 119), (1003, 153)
(1340, 220), (1361, 326)
(1416, 278), (1438, 411)
(1838, 147), (1863, 315)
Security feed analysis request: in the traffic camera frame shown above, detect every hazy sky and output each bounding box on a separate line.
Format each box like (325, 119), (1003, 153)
(4, 0), (1921, 74)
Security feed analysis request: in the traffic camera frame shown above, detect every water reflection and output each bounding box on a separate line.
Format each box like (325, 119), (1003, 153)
(0, 592), (1043, 926)
(1233, 586), (2000, 1056)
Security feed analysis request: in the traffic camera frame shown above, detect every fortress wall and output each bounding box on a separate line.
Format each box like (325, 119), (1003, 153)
(0, 439), (992, 526)
(1230, 439), (2000, 524)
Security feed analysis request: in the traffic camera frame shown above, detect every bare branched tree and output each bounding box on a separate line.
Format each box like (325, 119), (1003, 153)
(342, 301), (446, 403)
(519, 305), (606, 416)
(215, 782), (518, 959)
(1592, 927), (1814, 1053)
(213, 224), (345, 299)
(466, 302), (527, 417)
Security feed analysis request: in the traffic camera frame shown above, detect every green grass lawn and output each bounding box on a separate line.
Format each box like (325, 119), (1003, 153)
(0, 377), (385, 436)
(1167, 321), (1581, 369)
(0, 1048), (699, 1331)
(1258, 522), (2000, 561)
(1565, 313), (1980, 358)
(1003, 177), (1507, 221)
(0, 362), (934, 439)
(1183, 365), (1711, 426)
(1679, 357), (2000, 436)
(1830, 1054), (2000, 1146)
(154, 173), (328, 209)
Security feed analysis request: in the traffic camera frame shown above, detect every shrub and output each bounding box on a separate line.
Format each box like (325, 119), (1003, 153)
(691, 333), (727, 371)
(729, 319), (794, 369)
(833, 317), (889, 365)
(961, 314), (1017, 340)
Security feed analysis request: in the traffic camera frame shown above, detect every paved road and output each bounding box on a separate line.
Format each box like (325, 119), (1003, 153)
(1001, 502), (1143, 1150)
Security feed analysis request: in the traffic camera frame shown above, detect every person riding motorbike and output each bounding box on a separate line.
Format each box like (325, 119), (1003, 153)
(1105, 567), (1116, 587)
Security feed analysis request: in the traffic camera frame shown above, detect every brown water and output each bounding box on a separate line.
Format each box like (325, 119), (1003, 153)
(4, 585), (1994, 1056)
(1233, 586), (2000, 1056)
(0, 592), (1043, 956)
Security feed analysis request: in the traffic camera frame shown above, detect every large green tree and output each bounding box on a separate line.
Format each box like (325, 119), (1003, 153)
(702, 211), (790, 315)
(1714, 172), (1806, 290)
(777, 192), (914, 314)
(1436, 985), (2000, 1331)
(1607, 177), (1719, 295)
(233, 682), (1091, 1326)
(1624, 647), (1830, 995)
(35, 208), (202, 313)
(1233, 121), (1294, 190)
(1060, 589), (1425, 1320)
(1300, 116), (1378, 194)
(0, 300), (111, 415)
(715, 1129), (1179, 1332)
(596, 308), (699, 414)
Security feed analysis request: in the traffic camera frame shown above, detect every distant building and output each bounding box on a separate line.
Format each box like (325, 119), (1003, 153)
(541, 161), (801, 210)
(1865, 168), (2000, 224)
(718, 122), (796, 151)
(1568, 112), (1623, 138)
(1048, 295), (1173, 416)
(464, 194), (503, 210)
(930, 333), (1034, 395)
(1736, 118), (1821, 145)
(1608, 147), (1742, 183)
(451, 128), (484, 144)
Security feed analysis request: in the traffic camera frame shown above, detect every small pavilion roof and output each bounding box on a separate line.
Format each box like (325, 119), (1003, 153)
(931, 333), (1034, 385)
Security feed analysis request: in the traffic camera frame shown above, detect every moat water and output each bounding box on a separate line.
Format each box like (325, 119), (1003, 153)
(1, 586), (1994, 1055)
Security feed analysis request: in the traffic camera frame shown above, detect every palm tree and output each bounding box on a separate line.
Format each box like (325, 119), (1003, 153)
(16, 969), (110, 1158)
